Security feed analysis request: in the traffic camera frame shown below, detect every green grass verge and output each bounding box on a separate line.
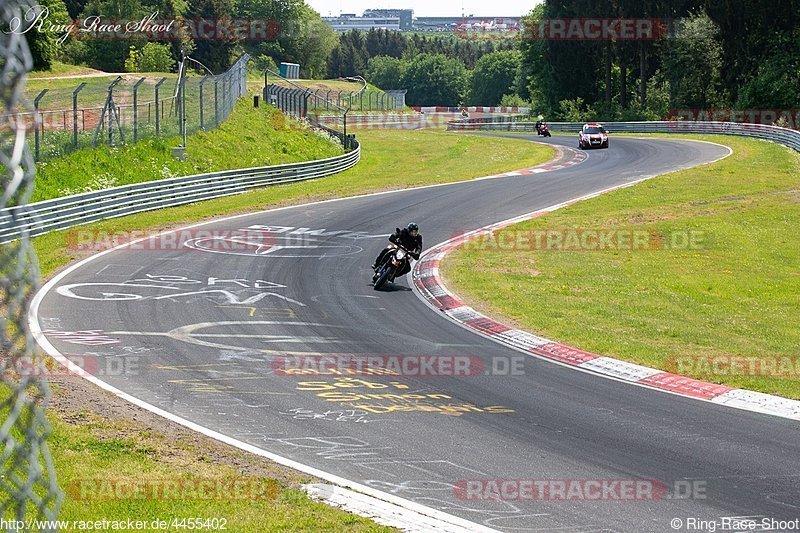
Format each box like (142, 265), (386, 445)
(442, 136), (800, 398)
(33, 99), (343, 201)
(29, 62), (109, 78)
(34, 128), (554, 277)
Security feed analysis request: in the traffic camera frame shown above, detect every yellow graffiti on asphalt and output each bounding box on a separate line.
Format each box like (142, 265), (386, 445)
(294, 377), (514, 417)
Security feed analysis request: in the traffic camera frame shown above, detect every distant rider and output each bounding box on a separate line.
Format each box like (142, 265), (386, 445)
(372, 223), (422, 279)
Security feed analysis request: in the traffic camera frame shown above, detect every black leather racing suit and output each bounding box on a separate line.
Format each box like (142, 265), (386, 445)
(374, 228), (422, 277)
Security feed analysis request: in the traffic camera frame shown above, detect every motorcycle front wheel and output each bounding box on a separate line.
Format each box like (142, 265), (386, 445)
(373, 265), (393, 290)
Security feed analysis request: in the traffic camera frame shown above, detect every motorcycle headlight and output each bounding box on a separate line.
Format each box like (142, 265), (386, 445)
(396, 249), (407, 260)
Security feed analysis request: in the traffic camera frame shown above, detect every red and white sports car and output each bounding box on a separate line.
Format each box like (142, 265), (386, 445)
(578, 123), (609, 149)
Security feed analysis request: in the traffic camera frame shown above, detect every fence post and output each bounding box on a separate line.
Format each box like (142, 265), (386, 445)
(133, 77), (145, 142)
(154, 77), (166, 136)
(33, 89), (47, 161)
(199, 75), (208, 130)
(214, 77), (219, 127)
(108, 82), (114, 145)
(72, 82), (86, 149)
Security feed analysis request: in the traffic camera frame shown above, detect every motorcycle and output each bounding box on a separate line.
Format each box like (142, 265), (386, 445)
(461, 109), (469, 118)
(372, 243), (413, 290)
(537, 123), (552, 138)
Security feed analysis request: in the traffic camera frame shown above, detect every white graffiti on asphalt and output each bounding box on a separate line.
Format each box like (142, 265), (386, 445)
(280, 408), (383, 424)
(56, 274), (304, 306)
(183, 225), (386, 258)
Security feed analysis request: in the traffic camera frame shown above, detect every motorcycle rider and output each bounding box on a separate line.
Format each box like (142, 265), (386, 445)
(372, 223), (423, 280)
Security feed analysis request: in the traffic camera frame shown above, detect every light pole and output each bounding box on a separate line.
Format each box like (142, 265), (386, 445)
(340, 76), (367, 150)
(173, 53), (215, 161)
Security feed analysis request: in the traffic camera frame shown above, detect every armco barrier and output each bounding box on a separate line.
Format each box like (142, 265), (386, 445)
(0, 142), (360, 243)
(447, 120), (800, 152)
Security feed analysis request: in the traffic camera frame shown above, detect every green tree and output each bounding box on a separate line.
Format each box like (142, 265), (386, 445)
(27, 0), (70, 70)
(187, 0), (236, 72)
(401, 54), (468, 106)
(137, 42), (176, 72)
(365, 56), (407, 90)
(293, 5), (338, 78)
(662, 13), (725, 109)
(78, 0), (148, 71)
(468, 50), (520, 105)
(735, 30), (800, 109)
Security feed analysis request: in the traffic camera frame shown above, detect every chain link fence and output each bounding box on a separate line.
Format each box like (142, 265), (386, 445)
(306, 89), (406, 113)
(21, 55), (249, 162)
(1, 0), (63, 530)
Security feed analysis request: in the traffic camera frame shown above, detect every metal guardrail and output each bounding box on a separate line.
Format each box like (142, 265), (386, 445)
(448, 120), (800, 152)
(0, 142), (360, 243)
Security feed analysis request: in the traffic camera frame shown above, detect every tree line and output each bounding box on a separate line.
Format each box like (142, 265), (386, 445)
(517, 0), (800, 120)
(28, 0), (799, 116)
(331, 1), (799, 115)
(327, 29), (520, 107)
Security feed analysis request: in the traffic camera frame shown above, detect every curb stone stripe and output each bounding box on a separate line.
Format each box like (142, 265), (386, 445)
(411, 162), (800, 423)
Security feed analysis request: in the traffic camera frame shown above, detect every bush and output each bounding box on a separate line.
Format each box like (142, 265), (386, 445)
(365, 56), (407, 90)
(499, 94), (533, 108)
(468, 50), (520, 106)
(558, 97), (598, 122)
(133, 43), (176, 73)
(401, 54), (467, 106)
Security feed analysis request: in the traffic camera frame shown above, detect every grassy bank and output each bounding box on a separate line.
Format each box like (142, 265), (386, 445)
(34, 128), (554, 276)
(443, 136), (800, 398)
(33, 100), (343, 201)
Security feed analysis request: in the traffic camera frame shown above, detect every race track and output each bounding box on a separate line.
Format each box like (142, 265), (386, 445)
(33, 134), (800, 532)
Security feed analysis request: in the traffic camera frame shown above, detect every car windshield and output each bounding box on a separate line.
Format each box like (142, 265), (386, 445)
(584, 127), (605, 134)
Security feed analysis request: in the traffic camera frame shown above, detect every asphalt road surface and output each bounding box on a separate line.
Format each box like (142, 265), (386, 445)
(34, 134), (800, 532)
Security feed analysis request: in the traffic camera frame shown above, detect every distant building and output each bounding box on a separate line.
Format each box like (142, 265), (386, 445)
(322, 14), (401, 32)
(321, 12), (523, 34)
(363, 9), (414, 30)
(415, 16), (522, 32)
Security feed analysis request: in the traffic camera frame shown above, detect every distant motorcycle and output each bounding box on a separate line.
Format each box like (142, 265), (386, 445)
(461, 110), (470, 118)
(538, 123), (552, 138)
(372, 243), (413, 290)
